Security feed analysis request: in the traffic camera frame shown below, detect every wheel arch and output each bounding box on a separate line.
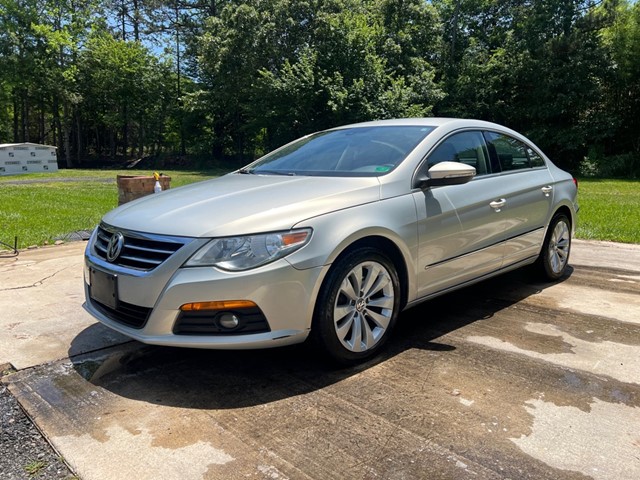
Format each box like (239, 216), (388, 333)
(323, 235), (410, 310)
(553, 204), (574, 227)
(538, 203), (574, 255)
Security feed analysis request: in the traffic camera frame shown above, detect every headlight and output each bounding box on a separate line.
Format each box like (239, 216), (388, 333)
(185, 229), (312, 271)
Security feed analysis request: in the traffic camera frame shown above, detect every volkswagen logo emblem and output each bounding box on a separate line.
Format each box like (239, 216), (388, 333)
(106, 232), (125, 262)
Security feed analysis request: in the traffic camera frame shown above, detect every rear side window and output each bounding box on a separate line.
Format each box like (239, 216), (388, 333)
(527, 147), (546, 167)
(483, 131), (547, 171)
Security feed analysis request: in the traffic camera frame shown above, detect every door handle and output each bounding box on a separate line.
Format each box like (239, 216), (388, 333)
(541, 185), (553, 197)
(490, 199), (506, 212)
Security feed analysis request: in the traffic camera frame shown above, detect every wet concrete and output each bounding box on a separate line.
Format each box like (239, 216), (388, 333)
(2, 241), (640, 479)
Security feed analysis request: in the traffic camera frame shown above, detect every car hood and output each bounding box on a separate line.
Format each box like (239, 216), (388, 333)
(103, 173), (381, 237)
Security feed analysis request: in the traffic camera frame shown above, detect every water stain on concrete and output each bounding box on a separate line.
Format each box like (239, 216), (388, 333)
(53, 425), (234, 480)
(522, 283), (640, 326)
(468, 323), (640, 385)
(512, 398), (640, 480)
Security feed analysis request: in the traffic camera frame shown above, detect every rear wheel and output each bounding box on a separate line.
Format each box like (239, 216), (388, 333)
(311, 248), (401, 365)
(537, 213), (571, 280)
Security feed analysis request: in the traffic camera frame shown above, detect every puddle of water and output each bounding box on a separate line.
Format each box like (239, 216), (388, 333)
(512, 398), (640, 480)
(468, 323), (640, 385)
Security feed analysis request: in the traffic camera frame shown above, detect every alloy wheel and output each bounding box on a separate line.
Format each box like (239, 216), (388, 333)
(333, 261), (395, 353)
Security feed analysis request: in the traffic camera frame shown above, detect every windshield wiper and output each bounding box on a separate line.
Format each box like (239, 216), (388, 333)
(237, 168), (254, 174)
(253, 170), (297, 176)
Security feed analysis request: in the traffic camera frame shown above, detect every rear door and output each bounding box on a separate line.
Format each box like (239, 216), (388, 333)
(483, 131), (555, 266)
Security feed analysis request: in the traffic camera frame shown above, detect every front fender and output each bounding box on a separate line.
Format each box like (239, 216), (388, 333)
(286, 194), (419, 299)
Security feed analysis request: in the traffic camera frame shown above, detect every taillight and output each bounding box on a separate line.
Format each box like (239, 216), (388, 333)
(573, 177), (578, 190)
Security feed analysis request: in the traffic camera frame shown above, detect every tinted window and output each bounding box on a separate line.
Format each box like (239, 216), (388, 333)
(484, 132), (531, 172)
(527, 147), (546, 167)
(249, 126), (435, 177)
(427, 131), (490, 175)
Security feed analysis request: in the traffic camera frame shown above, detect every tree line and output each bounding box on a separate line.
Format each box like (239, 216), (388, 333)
(1, 0), (638, 176)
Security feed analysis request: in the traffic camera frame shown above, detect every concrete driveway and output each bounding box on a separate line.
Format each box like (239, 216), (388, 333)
(1, 240), (639, 479)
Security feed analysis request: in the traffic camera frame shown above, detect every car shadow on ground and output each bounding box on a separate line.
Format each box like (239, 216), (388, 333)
(68, 266), (572, 410)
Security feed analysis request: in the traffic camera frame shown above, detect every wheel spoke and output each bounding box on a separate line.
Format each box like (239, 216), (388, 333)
(360, 264), (380, 297)
(367, 295), (394, 310)
(361, 316), (376, 349)
(334, 304), (354, 321)
(365, 308), (391, 329)
(349, 313), (363, 352)
(365, 272), (390, 299)
(336, 311), (356, 340)
(339, 275), (359, 302)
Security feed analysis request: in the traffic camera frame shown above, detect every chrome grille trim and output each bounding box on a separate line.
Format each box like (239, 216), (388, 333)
(93, 224), (191, 271)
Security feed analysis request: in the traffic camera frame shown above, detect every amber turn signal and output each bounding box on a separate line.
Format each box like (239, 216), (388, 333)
(180, 300), (257, 311)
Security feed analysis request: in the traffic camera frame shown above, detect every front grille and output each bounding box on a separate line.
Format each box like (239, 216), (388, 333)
(174, 307), (270, 335)
(89, 297), (152, 329)
(94, 225), (186, 271)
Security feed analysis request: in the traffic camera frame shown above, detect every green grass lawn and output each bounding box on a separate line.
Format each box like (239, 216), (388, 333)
(1, 171), (638, 250)
(575, 178), (640, 244)
(0, 168), (226, 249)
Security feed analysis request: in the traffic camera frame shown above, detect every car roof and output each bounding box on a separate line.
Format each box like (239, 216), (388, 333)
(332, 117), (507, 131)
(330, 117), (534, 145)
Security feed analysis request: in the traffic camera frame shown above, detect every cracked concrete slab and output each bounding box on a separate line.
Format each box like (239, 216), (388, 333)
(0, 242), (130, 370)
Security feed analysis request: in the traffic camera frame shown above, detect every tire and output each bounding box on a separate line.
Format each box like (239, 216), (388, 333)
(537, 213), (572, 281)
(311, 248), (401, 365)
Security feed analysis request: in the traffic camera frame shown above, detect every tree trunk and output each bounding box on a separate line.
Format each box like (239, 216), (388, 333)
(122, 103), (129, 160)
(449, 0), (462, 72)
(76, 109), (83, 165)
(133, 0), (140, 41)
(12, 90), (19, 142)
(21, 91), (29, 142)
(53, 95), (62, 153)
(121, 0), (127, 40)
(39, 97), (45, 143)
(63, 102), (73, 167)
(110, 128), (116, 161)
(95, 127), (101, 160)
(138, 121), (144, 159)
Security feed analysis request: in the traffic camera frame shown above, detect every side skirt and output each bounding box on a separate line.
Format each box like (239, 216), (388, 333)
(403, 254), (539, 311)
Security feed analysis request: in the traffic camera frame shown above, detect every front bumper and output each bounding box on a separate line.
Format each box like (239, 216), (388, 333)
(84, 253), (328, 349)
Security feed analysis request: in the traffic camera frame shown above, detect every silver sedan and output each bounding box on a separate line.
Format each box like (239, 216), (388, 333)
(84, 118), (578, 364)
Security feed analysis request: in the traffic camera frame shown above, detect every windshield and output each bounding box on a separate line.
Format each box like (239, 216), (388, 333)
(246, 126), (435, 177)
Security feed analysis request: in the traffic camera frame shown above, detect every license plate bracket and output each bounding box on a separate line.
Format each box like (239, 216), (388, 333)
(90, 267), (118, 310)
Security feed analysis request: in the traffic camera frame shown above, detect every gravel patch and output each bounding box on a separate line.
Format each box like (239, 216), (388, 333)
(1, 368), (75, 480)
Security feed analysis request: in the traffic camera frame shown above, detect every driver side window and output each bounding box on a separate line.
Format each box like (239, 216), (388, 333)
(426, 131), (491, 176)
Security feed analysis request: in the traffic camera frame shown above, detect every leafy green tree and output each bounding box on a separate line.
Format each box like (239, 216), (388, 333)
(435, 0), (610, 170)
(596, 0), (640, 175)
(196, 0), (444, 159)
(77, 31), (176, 159)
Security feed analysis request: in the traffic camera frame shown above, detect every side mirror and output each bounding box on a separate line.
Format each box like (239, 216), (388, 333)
(415, 161), (476, 189)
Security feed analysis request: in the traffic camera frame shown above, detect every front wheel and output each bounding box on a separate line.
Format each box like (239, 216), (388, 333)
(311, 248), (401, 365)
(537, 213), (572, 280)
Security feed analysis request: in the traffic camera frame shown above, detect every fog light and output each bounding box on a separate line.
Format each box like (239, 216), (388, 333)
(218, 313), (240, 329)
